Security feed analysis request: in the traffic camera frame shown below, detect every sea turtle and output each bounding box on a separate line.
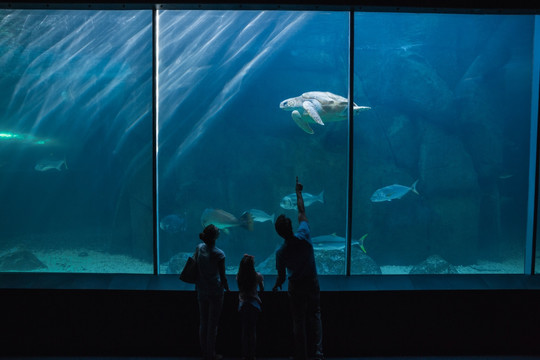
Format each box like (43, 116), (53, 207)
(279, 91), (371, 134)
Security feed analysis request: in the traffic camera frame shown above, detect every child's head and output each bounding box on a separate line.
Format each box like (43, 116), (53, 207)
(240, 254), (255, 271)
(237, 254), (257, 291)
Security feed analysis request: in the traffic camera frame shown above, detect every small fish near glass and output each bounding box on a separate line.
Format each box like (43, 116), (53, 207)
(247, 209), (275, 224)
(160, 214), (187, 234)
(34, 157), (68, 172)
(312, 233), (368, 253)
(370, 180), (419, 202)
(200, 208), (254, 232)
(280, 190), (324, 210)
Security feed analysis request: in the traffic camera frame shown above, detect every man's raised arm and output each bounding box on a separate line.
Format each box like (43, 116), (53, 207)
(296, 176), (308, 223)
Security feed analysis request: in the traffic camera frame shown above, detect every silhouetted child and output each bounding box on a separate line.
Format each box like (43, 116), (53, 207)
(236, 254), (264, 360)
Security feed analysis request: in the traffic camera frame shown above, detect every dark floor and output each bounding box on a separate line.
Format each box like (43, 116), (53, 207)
(2, 357), (540, 360)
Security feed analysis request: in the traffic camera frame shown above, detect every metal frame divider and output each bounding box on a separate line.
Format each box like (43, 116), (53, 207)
(152, 8), (160, 274)
(525, 15), (540, 275)
(345, 10), (354, 276)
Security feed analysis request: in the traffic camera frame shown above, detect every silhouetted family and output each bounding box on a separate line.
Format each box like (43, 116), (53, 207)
(194, 177), (324, 360)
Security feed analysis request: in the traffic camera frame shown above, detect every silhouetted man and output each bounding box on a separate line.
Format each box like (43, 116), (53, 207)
(273, 176), (324, 360)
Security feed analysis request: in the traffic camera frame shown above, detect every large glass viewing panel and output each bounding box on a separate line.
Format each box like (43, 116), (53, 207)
(157, 11), (349, 275)
(0, 10), (154, 273)
(1, 8), (537, 280)
(352, 13), (535, 274)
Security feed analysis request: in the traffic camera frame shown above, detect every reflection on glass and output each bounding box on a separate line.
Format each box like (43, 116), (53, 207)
(352, 13), (534, 274)
(0, 10), (153, 273)
(157, 10), (349, 275)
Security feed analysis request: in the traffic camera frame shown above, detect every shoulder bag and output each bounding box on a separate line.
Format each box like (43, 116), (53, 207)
(179, 246), (199, 284)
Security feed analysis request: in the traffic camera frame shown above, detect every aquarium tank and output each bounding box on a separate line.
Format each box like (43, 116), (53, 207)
(0, 8), (538, 277)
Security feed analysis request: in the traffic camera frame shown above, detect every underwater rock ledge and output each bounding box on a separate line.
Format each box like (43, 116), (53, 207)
(0, 250), (48, 271)
(409, 254), (458, 274)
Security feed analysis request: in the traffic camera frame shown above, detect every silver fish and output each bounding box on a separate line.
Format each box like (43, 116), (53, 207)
(200, 208), (253, 231)
(280, 191), (324, 210)
(248, 209), (275, 224)
(370, 180), (419, 202)
(312, 233), (368, 253)
(34, 158), (67, 172)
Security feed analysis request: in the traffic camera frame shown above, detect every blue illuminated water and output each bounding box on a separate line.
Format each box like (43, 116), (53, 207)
(0, 10), (535, 274)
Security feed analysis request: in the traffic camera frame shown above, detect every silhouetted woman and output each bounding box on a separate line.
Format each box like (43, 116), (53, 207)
(236, 254), (264, 360)
(196, 224), (229, 360)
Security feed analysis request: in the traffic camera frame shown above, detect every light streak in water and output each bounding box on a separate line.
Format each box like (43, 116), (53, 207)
(0, 131), (51, 145)
(167, 12), (311, 170)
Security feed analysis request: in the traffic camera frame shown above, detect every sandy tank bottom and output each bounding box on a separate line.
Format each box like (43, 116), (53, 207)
(30, 248), (154, 273)
(5, 248), (526, 275)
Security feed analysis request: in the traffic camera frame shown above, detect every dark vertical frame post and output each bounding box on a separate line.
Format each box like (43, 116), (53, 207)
(345, 10), (354, 276)
(525, 16), (540, 275)
(152, 8), (159, 274)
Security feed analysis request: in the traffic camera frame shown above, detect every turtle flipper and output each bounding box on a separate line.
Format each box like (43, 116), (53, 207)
(303, 100), (324, 125)
(292, 110), (314, 134)
(352, 105), (371, 115)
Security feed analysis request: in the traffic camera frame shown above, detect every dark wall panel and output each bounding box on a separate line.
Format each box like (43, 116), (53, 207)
(1, 289), (540, 357)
